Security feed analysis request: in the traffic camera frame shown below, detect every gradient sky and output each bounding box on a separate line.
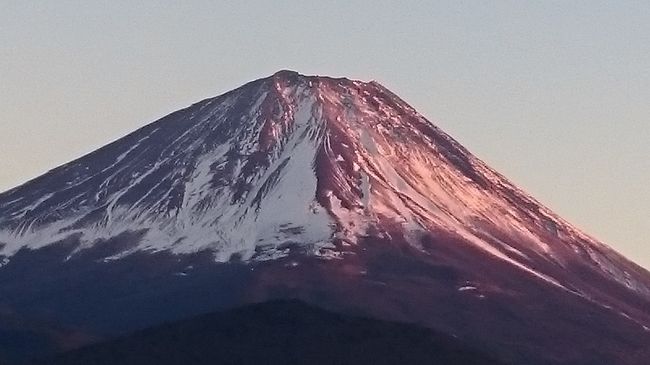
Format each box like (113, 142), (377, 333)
(1, 1), (648, 269)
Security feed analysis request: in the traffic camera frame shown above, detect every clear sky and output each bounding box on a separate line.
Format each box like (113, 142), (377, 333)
(1, 1), (648, 269)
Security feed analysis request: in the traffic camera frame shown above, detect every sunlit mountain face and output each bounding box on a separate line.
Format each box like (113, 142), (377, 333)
(1, 71), (649, 364)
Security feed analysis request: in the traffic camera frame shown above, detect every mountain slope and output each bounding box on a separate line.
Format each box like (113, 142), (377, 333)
(0, 71), (649, 364)
(0, 311), (92, 365)
(33, 300), (505, 365)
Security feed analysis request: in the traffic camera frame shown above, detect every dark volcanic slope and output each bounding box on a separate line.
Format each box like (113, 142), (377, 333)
(0, 311), (92, 365)
(33, 300), (505, 365)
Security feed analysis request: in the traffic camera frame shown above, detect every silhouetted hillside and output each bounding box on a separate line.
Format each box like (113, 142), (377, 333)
(0, 312), (92, 364)
(34, 300), (505, 365)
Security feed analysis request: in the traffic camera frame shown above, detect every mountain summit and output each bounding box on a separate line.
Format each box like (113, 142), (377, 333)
(1, 71), (649, 364)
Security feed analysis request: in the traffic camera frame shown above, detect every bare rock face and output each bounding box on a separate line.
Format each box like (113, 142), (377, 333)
(1, 71), (649, 364)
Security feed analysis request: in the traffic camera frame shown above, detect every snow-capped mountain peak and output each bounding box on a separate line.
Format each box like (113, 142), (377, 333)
(2, 71), (650, 364)
(0, 71), (648, 295)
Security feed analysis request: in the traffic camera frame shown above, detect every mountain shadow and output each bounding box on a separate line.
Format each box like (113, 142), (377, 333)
(33, 299), (506, 365)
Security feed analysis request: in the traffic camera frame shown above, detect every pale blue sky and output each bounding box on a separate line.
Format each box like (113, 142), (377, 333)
(1, 1), (648, 268)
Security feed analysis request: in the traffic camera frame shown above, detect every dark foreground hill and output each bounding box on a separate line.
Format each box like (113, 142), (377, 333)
(33, 300), (505, 365)
(0, 312), (92, 365)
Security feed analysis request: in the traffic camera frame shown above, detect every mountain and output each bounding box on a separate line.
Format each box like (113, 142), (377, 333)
(33, 299), (505, 365)
(1, 70), (649, 364)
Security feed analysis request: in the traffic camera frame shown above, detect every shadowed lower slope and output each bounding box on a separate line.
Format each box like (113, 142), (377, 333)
(34, 300), (505, 365)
